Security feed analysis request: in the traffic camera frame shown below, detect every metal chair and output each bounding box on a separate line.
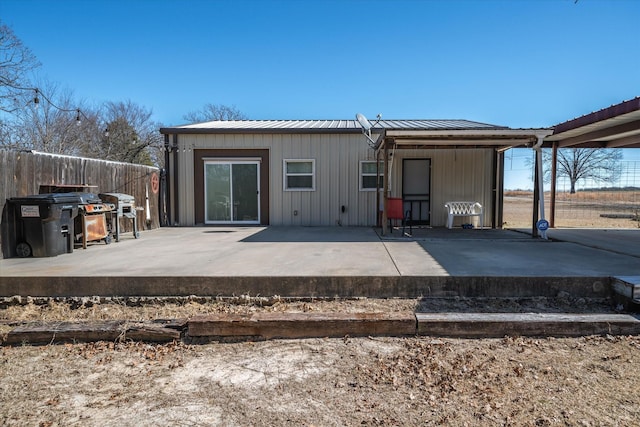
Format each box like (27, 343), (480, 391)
(387, 197), (412, 235)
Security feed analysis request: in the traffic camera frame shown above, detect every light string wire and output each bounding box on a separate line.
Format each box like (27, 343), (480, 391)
(7, 84), (90, 121)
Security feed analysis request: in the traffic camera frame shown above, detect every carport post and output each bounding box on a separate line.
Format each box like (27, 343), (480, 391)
(550, 142), (558, 228)
(532, 157), (540, 238)
(381, 138), (390, 235)
(533, 136), (548, 239)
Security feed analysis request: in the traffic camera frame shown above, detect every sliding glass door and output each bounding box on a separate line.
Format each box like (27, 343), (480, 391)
(205, 161), (260, 224)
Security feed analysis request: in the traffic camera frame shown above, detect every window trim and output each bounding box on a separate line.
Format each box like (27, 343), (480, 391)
(359, 160), (384, 191)
(283, 159), (316, 191)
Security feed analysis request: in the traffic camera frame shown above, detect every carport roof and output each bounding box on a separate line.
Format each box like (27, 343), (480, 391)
(544, 97), (640, 149)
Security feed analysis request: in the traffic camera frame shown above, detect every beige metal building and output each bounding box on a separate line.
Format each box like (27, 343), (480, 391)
(159, 119), (551, 229)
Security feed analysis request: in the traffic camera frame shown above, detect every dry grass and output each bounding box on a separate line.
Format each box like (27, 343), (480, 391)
(0, 297), (419, 323)
(1, 335), (639, 426)
(503, 190), (640, 228)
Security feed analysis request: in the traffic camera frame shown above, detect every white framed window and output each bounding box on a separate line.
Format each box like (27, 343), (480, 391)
(359, 160), (384, 191)
(284, 159), (315, 191)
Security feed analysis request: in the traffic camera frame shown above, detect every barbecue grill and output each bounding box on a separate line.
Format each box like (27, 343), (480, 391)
(74, 193), (114, 248)
(99, 193), (140, 241)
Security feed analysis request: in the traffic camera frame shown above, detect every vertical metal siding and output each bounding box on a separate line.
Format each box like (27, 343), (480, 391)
(392, 149), (493, 227)
(176, 134), (490, 227)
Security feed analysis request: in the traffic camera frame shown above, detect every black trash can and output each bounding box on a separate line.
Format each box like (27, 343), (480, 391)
(9, 193), (81, 257)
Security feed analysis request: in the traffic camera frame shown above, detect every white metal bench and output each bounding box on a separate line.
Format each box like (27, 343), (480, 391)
(444, 201), (484, 229)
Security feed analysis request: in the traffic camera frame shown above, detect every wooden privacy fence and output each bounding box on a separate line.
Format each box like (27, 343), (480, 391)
(1, 149), (162, 257)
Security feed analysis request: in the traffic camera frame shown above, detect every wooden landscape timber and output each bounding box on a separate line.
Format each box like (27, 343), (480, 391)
(1, 319), (183, 345)
(416, 312), (640, 338)
(187, 312), (418, 339)
(4, 312), (640, 345)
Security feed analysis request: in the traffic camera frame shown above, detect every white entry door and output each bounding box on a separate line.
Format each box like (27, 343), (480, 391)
(204, 161), (260, 224)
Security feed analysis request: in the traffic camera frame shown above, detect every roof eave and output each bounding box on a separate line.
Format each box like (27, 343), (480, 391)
(374, 128), (553, 150)
(552, 97), (640, 134)
(159, 127), (365, 135)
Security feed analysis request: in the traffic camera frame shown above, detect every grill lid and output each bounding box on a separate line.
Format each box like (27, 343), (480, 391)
(98, 193), (136, 205)
(71, 192), (103, 205)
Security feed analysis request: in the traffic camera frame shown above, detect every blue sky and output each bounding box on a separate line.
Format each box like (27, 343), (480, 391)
(2, 0), (639, 189)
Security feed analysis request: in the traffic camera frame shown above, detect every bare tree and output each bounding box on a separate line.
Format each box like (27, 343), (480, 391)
(100, 100), (164, 166)
(544, 148), (623, 193)
(4, 79), (100, 155)
(0, 21), (41, 113)
(183, 103), (247, 123)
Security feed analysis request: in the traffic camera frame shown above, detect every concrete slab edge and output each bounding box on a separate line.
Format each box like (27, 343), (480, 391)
(0, 275), (613, 298)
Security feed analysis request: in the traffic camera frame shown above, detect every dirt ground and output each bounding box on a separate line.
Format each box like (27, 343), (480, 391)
(1, 334), (639, 426)
(2, 298), (639, 426)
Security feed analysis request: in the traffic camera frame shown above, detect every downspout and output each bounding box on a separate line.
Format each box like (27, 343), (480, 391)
(382, 138), (390, 235)
(172, 134), (179, 226)
(163, 134), (171, 227)
(376, 148), (381, 227)
(494, 146), (510, 229)
(533, 136), (548, 239)
(532, 157), (540, 238)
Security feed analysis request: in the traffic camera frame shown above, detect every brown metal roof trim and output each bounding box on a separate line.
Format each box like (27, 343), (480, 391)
(553, 97), (640, 134)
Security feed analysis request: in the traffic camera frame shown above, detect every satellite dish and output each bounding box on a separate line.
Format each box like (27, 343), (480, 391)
(356, 113), (376, 147)
(356, 113), (372, 131)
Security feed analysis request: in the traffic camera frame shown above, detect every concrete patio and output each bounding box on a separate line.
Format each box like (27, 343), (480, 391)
(1, 226), (638, 298)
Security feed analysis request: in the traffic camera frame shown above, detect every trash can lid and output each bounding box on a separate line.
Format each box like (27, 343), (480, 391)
(10, 193), (83, 204)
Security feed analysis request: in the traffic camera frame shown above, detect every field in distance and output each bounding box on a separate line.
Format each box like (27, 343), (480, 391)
(503, 189), (640, 228)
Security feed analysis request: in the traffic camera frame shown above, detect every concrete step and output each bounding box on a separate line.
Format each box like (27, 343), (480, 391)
(612, 276), (640, 309)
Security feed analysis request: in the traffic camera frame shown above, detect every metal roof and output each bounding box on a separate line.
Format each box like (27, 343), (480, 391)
(544, 97), (640, 149)
(160, 119), (507, 134)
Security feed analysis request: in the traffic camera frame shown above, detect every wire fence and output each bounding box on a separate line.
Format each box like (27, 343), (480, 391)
(504, 160), (640, 228)
(555, 160), (640, 192)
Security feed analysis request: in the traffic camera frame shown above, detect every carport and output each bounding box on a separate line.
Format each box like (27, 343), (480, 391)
(543, 97), (640, 230)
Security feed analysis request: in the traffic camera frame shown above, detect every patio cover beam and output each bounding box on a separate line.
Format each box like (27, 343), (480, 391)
(552, 120), (640, 148)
